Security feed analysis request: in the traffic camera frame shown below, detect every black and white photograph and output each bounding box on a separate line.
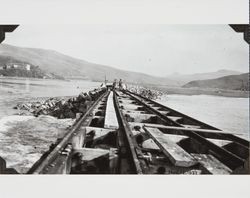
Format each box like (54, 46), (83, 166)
(0, 0), (249, 197)
(0, 24), (248, 175)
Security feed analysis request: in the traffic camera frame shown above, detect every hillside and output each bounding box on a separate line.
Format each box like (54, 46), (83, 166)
(0, 55), (62, 79)
(166, 70), (243, 85)
(183, 73), (249, 90)
(0, 44), (176, 85)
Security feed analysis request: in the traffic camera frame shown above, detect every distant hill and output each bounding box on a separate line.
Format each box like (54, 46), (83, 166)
(183, 73), (249, 90)
(166, 69), (243, 85)
(0, 55), (62, 79)
(0, 44), (176, 85)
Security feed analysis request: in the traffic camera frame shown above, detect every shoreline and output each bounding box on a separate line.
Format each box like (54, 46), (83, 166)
(144, 85), (249, 98)
(1, 76), (248, 98)
(0, 76), (96, 82)
(0, 76), (68, 81)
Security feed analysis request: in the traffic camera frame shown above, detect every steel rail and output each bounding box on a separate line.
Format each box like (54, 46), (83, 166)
(113, 91), (144, 174)
(28, 90), (109, 174)
(124, 91), (184, 127)
(125, 90), (220, 130)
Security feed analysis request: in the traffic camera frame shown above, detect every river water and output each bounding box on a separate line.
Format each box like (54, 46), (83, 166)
(0, 77), (249, 172)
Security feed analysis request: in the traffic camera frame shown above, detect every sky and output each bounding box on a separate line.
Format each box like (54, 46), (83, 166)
(3, 24), (249, 76)
(0, 0), (248, 24)
(1, 1), (248, 77)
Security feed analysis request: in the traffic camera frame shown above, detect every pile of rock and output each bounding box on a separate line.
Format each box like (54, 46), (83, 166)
(127, 85), (163, 100)
(14, 88), (106, 119)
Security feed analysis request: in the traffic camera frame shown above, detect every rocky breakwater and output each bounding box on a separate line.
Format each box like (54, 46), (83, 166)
(14, 88), (106, 119)
(127, 85), (163, 100)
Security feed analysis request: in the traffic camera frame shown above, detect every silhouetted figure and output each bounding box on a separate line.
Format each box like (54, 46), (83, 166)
(113, 79), (118, 90)
(119, 79), (122, 90)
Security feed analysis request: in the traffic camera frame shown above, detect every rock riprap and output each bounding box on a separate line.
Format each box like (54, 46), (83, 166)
(127, 85), (163, 100)
(14, 88), (106, 119)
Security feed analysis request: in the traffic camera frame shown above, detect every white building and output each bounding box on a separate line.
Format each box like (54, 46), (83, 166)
(26, 64), (31, 71)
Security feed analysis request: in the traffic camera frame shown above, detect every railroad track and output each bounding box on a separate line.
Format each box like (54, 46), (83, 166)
(28, 88), (110, 174)
(26, 88), (249, 174)
(115, 90), (249, 174)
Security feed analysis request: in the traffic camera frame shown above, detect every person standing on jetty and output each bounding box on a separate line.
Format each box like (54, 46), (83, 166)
(112, 79), (127, 90)
(112, 79), (118, 90)
(118, 79), (123, 90)
(118, 79), (127, 90)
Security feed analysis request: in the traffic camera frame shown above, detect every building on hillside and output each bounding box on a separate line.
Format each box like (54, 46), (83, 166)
(2, 63), (32, 71)
(26, 64), (31, 71)
(12, 64), (19, 68)
(6, 64), (11, 69)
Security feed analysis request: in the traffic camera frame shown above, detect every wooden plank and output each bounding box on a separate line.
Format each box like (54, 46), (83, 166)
(121, 104), (143, 110)
(104, 91), (119, 129)
(123, 110), (148, 114)
(191, 153), (232, 174)
(167, 116), (183, 122)
(207, 138), (232, 147)
(129, 122), (160, 128)
(142, 139), (160, 150)
(144, 127), (197, 167)
(118, 98), (134, 103)
(85, 127), (114, 140)
(74, 148), (110, 161)
(158, 110), (170, 115)
(143, 123), (244, 136)
(151, 106), (161, 110)
(182, 124), (201, 129)
(163, 134), (188, 143)
(124, 112), (155, 122)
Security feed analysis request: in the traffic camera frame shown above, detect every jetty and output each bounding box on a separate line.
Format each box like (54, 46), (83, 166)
(1, 86), (249, 174)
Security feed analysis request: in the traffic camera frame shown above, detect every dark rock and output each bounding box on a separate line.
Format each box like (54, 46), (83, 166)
(14, 88), (106, 119)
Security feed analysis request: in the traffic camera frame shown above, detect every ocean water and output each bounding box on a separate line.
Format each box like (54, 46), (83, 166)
(157, 94), (249, 139)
